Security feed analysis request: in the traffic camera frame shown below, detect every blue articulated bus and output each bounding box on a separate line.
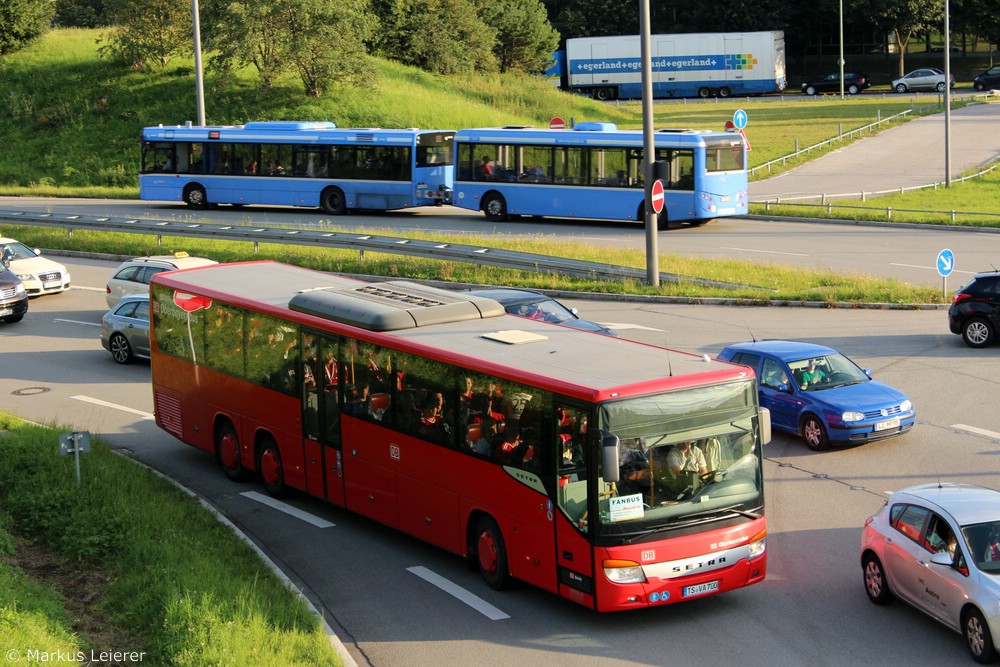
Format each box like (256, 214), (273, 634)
(451, 122), (748, 230)
(140, 121), (454, 214)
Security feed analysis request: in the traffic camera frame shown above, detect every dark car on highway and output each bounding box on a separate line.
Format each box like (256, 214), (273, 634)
(0, 265), (28, 324)
(801, 72), (871, 96)
(949, 270), (1000, 348)
(466, 287), (616, 336)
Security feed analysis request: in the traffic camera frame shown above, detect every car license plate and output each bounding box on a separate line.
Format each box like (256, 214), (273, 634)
(683, 580), (719, 597)
(874, 418), (900, 432)
(0, 308), (12, 316)
(717, 207), (736, 215)
(43, 280), (61, 288)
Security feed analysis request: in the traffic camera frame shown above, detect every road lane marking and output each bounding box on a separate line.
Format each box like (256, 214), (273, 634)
(407, 565), (510, 620)
(601, 322), (663, 331)
(55, 318), (101, 327)
(71, 395), (154, 419)
(890, 263), (976, 275)
(719, 246), (809, 257)
(240, 491), (336, 528)
(71, 286), (107, 293)
(951, 424), (1000, 440)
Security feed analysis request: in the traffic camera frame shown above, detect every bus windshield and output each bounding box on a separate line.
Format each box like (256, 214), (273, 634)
(594, 381), (762, 540)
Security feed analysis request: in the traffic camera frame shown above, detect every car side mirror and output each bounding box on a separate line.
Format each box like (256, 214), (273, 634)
(863, 368), (873, 377)
(777, 382), (792, 393)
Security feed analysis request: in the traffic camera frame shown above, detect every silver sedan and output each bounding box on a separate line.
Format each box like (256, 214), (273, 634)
(892, 68), (954, 93)
(100, 294), (150, 364)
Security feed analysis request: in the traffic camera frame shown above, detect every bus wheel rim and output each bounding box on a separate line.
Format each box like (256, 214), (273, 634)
(478, 531), (498, 574)
(220, 433), (238, 468)
(262, 449), (281, 485)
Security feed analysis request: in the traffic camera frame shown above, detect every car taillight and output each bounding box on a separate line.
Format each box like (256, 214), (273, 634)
(952, 293), (972, 304)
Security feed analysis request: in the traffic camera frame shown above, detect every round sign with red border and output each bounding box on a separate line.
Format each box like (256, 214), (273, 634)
(650, 179), (664, 214)
(549, 117), (565, 130)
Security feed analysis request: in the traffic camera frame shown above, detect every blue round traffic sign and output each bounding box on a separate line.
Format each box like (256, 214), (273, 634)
(936, 249), (955, 277)
(733, 109), (748, 130)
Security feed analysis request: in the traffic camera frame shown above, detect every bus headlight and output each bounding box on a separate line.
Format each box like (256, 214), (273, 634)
(603, 559), (646, 584)
(748, 538), (766, 559)
(842, 411), (864, 422)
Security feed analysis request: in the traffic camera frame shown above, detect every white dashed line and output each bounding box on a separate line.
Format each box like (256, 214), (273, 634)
(407, 565), (510, 620)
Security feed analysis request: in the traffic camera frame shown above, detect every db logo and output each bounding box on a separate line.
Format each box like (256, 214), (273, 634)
(389, 444), (401, 460)
(641, 550), (656, 561)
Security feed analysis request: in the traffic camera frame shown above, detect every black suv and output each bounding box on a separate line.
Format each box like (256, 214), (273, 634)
(973, 65), (1000, 92)
(0, 265), (28, 324)
(949, 271), (1000, 347)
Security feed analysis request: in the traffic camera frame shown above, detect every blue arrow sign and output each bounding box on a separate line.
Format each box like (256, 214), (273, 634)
(733, 109), (748, 130)
(937, 249), (955, 277)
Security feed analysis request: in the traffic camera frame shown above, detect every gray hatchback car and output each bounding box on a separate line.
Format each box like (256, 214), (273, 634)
(0, 265), (29, 324)
(100, 293), (150, 364)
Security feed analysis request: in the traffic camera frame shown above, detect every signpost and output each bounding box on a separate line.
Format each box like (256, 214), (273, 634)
(650, 179), (664, 215)
(59, 431), (91, 486)
(937, 248), (955, 298)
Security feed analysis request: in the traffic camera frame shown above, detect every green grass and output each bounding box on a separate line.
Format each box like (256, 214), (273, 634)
(1, 222), (947, 305)
(0, 413), (341, 666)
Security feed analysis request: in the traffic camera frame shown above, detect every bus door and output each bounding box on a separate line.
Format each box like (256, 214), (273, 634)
(553, 402), (597, 606)
(302, 332), (346, 506)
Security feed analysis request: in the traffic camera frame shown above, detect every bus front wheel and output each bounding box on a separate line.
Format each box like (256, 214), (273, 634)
(257, 436), (287, 498)
(217, 421), (248, 481)
(475, 516), (511, 590)
(321, 187), (347, 215)
(482, 193), (508, 222)
(637, 202), (669, 231)
(184, 184), (208, 210)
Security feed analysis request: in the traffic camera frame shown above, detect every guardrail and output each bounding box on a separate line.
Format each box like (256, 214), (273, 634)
(0, 208), (764, 291)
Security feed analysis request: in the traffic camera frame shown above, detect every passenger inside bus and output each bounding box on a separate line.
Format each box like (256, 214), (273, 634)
(479, 156), (493, 180)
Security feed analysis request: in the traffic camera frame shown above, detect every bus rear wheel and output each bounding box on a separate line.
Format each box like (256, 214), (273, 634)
(184, 184), (208, 210)
(482, 193), (508, 222)
(474, 516), (511, 590)
(257, 436), (287, 498)
(217, 421), (248, 481)
(321, 187), (346, 215)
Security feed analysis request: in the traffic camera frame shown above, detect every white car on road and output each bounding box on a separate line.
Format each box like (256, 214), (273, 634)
(0, 237), (71, 296)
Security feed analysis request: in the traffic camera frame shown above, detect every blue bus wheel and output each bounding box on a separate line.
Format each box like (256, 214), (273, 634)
(184, 184), (208, 210)
(321, 187), (346, 215)
(482, 193), (508, 222)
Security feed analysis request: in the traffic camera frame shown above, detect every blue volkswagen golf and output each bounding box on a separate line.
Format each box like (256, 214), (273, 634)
(717, 340), (915, 451)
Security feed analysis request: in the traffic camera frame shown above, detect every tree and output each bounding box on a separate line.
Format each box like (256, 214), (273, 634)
(55, 0), (113, 28)
(99, 0), (191, 69)
(476, 0), (560, 74)
(378, 0), (498, 75)
(204, 0), (380, 97)
(0, 0), (55, 55)
(853, 0), (943, 75)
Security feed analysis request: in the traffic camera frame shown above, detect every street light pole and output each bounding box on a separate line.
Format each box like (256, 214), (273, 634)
(839, 0), (845, 99)
(640, 0), (659, 286)
(192, 0), (206, 126)
(944, 0), (952, 187)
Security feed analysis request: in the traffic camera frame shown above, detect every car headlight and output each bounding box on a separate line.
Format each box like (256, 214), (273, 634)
(899, 400), (912, 412)
(842, 411), (865, 422)
(16, 273), (33, 282)
(14, 283), (25, 295)
(603, 560), (646, 584)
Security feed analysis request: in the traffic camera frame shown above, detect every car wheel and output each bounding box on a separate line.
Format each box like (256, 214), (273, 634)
(862, 553), (894, 605)
(216, 421), (248, 481)
(805, 86), (816, 96)
(482, 193), (508, 222)
(964, 607), (999, 664)
(895, 83), (908, 94)
(975, 81), (986, 91)
(697, 87), (711, 99)
(802, 415), (830, 451)
(848, 84), (860, 95)
(184, 184), (208, 210)
(109, 332), (134, 364)
(320, 187), (346, 215)
(257, 437), (288, 498)
(962, 317), (995, 348)
(474, 516), (511, 590)
(936, 82), (947, 92)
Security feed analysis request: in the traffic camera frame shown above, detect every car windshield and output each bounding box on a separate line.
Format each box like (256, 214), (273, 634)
(787, 353), (869, 391)
(963, 520), (1000, 574)
(510, 298), (574, 324)
(0, 242), (36, 261)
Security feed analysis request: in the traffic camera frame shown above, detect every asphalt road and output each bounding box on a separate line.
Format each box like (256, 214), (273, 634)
(749, 98), (1000, 201)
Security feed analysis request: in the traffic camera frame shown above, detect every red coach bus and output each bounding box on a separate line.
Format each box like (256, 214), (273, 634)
(149, 261), (771, 611)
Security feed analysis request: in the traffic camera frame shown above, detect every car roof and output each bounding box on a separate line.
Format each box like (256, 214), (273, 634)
(467, 287), (549, 304)
(721, 339), (838, 360)
(117, 293), (150, 304)
(119, 254), (216, 269)
(892, 483), (1000, 526)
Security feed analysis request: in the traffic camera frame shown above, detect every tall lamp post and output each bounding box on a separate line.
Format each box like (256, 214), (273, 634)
(838, 0), (845, 98)
(944, 0), (952, 186)
(639, 0), (659, 286)
(192, 0), (206, 126)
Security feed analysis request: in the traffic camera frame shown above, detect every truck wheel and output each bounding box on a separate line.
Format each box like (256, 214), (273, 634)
(594, 87), (614, 101)
(718, 86), (731, 98)
(697, 87), (711, 99)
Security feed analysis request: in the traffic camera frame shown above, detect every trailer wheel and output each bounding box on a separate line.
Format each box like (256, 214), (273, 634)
(594, 87), (615, 101)
(718, 86), (731, 98)
(697, 87), (711, 99)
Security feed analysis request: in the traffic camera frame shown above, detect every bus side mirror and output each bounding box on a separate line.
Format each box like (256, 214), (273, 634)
(760, 408), (772, 445)
(601, 432), (621, 482)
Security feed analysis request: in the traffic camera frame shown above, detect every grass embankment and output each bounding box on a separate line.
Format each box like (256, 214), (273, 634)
(0, 413), (341, 666)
